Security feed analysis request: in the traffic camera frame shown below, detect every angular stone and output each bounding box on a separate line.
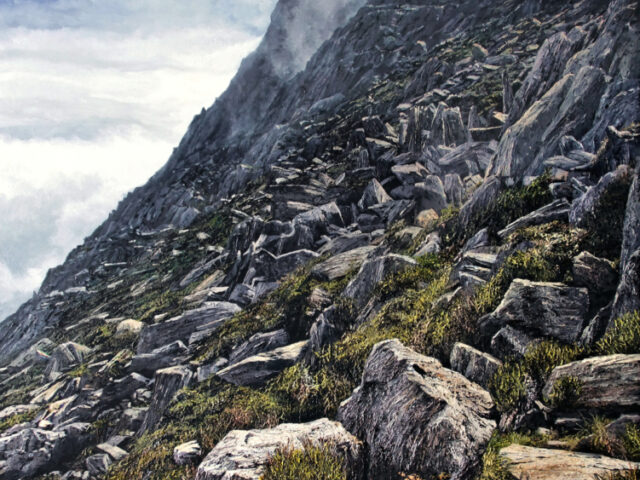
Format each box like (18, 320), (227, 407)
(483, 279), (589, 343)
(197, 358), (228, 383)
(137, 302), (240, 354)
(100, 373), (151, 406)
(621, 175), (640, 272)
(129, 340), (189, 376)
(311, 246), (376, 281)
(338, 339), (495, 480)
(444, 173), (464, 207)
(431, 103), (468, 147)
(228, 330), (290, 366)
(543, 354), (640, 411)
(450, 342), (502, 389)
(174, 440), (202, 466)
(572, 251), (618, 293)
(472, 43), (488, 61)
(195, 418), (362, 480)
(96, 442), (128, 461)
(358, 179), (392, 210)
(498, 199), (570, 240)
(391, 162), (429, 185)
(44, 342), (92, 381)
(415, 232), (441, 257)
(115, 319), (143, 336)
(416, 209), (439, 228)
(499, 444), (640, 480)
(86, 454), (112, 475)
(491, 326), (536, 360)
(217, 341), (309, 387)
(344, 254), (417, 308)
(139, 365), (194, 434)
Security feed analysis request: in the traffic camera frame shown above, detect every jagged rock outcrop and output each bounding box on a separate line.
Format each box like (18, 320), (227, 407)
(338, 340), (495, 479)
(450, 342), (502, 389)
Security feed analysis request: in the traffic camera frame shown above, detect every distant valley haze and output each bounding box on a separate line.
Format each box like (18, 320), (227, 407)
(0, 0), (278, 322)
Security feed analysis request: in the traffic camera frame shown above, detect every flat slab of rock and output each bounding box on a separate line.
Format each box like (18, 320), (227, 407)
(338, 339), (495, 479)
(543, 354), (640, 410)
(195, 418), (362, 480)
(450, 342), (502, 388)
(227, 330), (289, 366)
(500, 444), (640, 480)
(217, 341), (309, 387)
(174, 440), (202, 465)
(137, 302), (240, 354)
(483, 279), (589, 343)
(44, 342), (92, 380)
(311, 246), (376, 281)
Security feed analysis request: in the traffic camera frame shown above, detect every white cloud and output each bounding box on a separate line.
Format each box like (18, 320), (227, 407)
(0, 0), (278, 321)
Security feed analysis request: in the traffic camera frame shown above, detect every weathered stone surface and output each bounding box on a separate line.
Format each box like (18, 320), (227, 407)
(450, 342), (502, 389)
(444, 173), (464, 207)
(458, 177), (502, 234)
(499, 444), (640, 480)
(471, 43), (488, 61)
(344, 254), (417, 308)
(115, 319), (143, 336)
(44, 342), (91, 381)
(338, 339), (495, 480)
(491, 326), (537, 360)
(0, 404), (38, 422)
(482, 279), (589, 343)
(357, 179), (392, 210)
(228, 330), (290, 366)
(174, 440), (202, 465)
(195, 418), (362, 480)
(197, 358), (228, 383)
(96, 442), (128, 461)
(0, 423), (91, 479)
(621, 175), (640, 271)
(217, 341), (309, 387)
(610, 248), (640, 323)
(391, 162), (429, 185)
(86, 454), (112, 475)
(129, 340), (189, 376)
(416, 209), (438, 228)
(137, 302), (240, 354)
(415, 232), (441, 257)
(310, 246), (376, 281)
(100, 373), (151, 406)
(431, 103), (467, 147)
(243, 249), (320, 286)
(570, 165), (633, 228)
(139, 365), (194, 434)
(572, 251), (618, 293)
(498, 198), (570, 240)
(543, 354), (640, 411)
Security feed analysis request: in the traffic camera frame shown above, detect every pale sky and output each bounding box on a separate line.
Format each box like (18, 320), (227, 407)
(0, 0), (278, 321)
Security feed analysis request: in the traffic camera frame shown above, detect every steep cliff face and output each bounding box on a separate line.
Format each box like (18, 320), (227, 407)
(1, 0), (639, 479)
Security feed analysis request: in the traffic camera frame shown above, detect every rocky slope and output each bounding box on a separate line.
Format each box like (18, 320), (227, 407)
(1, 0), (640, 479)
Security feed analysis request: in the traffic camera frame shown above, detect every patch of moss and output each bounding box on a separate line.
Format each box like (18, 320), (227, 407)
(260, 443), (347, 480)
(545, 376), (583, 409)
(0, 409), (37, 434)
(596, 311), (640, 355)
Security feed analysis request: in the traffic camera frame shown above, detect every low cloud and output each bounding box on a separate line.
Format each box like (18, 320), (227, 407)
(0, 0), (278, 321)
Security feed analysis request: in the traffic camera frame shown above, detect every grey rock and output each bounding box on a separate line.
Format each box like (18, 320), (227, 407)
(438, 142), (495, 178)
(490, 326), (536, 360)
(243, 249), (320, 285)
(338, 339), (495, 480)
(86, 454), (112, 476)
(415, 232), (441, 257)
(391, 162), (429, 185)
(228, 330), (290, 366)
(414, 176), (447, 213)
(483, 279), (589, 343)
(357, 179), (392, 210)
(471, 43), (488, 61)
(44, 342), (92, 381)
(96, 442), (128, 461)
(580, 304), (612, 347)
(344, 254), (417, 308)
(100, 373), (151, 406)
(609, 248), (640, 324)
(139, 365), (194, 434)
(431, 103), (468, 147)
(570, 165), (633, 228)
(450, 342), (502, 389)
(197, 358), (228, 383)
(195, 418), (362, 480)
(217, 341), (309, 387)
(137, 302), (240, 354)
(458, 177), (502, 234)
(461, 228), (490, 253)
(311, 246), (376, 281)
(444, 173), (464, 207)
(498, 198), (570, 240)
(621, 175), (640, 272)
(571, 251), (618, 293)
(499, 444), (640, 480)
(119, 407), (147, 432)
(129, 340), (189, 376)
(174, 440), (202, 465)
(543, 354), (640, 410)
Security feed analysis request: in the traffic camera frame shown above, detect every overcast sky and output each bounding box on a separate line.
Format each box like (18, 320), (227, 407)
(0, 0), (278, 321)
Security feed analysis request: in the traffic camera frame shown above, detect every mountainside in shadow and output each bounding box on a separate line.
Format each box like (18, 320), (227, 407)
(1, 0), (639, 479)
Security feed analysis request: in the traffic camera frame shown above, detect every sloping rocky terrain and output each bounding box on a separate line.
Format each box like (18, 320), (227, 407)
(1, 0), (639, 478)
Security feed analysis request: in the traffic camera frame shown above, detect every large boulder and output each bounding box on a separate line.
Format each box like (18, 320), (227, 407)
(480, 279), (589, 343)
(609, 248), (640, 323)
(217, 341), (309, 387)
(344, 254), (417, 308)
(499, 444), (640, 480)
(194, 419), (363, 480)
(137, 302), (240, 354)
(138, 365), (195, 434)
(338, 340), (496, 480)
(450, 343), (502, 389)
(543, 354), (640, 411)
(571, 251), (618, 294)
(0, 423), (91, 479)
